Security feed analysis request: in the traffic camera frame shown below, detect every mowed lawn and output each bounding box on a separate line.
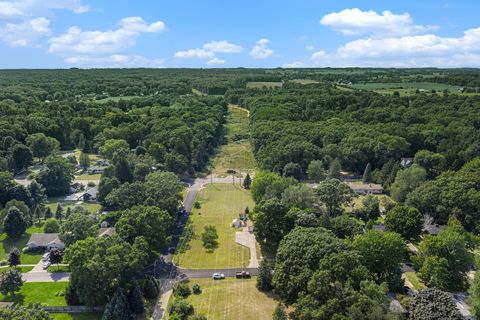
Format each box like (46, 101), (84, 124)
(174, 184), (254, 269)
(246, 81), (282, 89)
(0, 282), (68, 306)
(46, 201), (101, 214)
(51, 313), (102, 320)
(168, 278), (278, 320)
(0, 222), (45, 264)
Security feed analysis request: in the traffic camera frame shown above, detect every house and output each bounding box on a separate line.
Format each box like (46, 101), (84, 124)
(83, 186), (98, 201)
(231, 219), (243, 228)
(87, 166), (105, 174)
(27, 233), (65, 251)
(347, 182), (384, 195)
(100, 220), (109, 228)
(98, 227), (116, 238)
(422, 223), (445, 236)
(400, 157), (414, 168)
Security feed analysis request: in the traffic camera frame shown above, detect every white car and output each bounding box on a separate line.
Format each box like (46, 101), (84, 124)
(212, 273), (225, 280)
(42, 261), (51, 270)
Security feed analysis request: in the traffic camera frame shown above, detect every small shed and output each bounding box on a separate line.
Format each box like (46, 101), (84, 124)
(231, 219), (243, 228)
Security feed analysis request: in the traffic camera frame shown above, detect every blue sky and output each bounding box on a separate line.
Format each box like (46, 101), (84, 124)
(0, 0), (479, 68)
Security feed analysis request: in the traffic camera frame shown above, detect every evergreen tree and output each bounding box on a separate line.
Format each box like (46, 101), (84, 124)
(55, 204), (63, 220)
(142, 277), (160, 299)
(44, 207), (52, 219)
(3, 207), (27, 238)
(66, 207), (72, 219)
(272, 303), (288, 320)
(8, 248), (21, 267)
(114, 156), (133, 183)
(128, 282), (145, 315)
(243, 173), (252, 189)
(362, 163), (373, 183)
(328, 158), (341, 179)
(79, 151), (90, 170)
(256, 259), (273, 291)
(103, 290), (131, 320)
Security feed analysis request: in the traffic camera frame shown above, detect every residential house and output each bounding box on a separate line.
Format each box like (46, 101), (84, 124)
(87, 166), (105, 174)
(347, 182), (384, 195)
(27, 233), (65, 251)
(400, 157), (414, 168)
(83, 186), (98, 201)
(98, 227), (116, 238)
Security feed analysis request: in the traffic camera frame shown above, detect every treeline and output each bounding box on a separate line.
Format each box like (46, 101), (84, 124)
(226, 85), (480, 175)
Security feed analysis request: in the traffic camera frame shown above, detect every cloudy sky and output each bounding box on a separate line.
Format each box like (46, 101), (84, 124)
(0, 0), (479, 68)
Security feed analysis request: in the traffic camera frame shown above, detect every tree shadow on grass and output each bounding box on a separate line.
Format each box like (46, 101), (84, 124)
(0, 292), (25, 305)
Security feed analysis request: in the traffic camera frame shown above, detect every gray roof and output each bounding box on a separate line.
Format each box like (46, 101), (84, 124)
(27, 233), (63, 247)
(98, 227), (116, 237)
(84, 186), (98, 197)
(348, 182), (384, 191)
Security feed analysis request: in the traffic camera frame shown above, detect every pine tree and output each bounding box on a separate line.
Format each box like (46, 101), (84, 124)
(8, 247), (21, 267)
(362, 163), (373, 183)
(272, 303), (288, 320)
(328, 158), (341, 179)
(44, 207), (52, 219)
(143, 277), (160, 299)
(66, 207), (72, 219)
(55, 204), (63, 220)
(3, 207), (28, 238)
(112, 290), (131, 320)
(114, 157), (133, 183)
(128, 281), (145, 315)
(243, 173), (252, 189)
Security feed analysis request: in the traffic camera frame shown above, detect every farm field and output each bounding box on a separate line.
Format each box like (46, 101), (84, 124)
(173, 184), (254, 269)
(246, 81), (283, 89)
(291, 79), (319, 84)
(0, 282), (69, 306)
(0, 222), (45, 264)
(166, 278), (278, 320)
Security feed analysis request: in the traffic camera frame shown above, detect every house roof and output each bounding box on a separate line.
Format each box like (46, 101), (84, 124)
(84, 186), (98, 197)
(423, 224), (445, 235)
(98, 227), (116, 237)
(347, 182), (384, 191)
(27, 233), (64, 247)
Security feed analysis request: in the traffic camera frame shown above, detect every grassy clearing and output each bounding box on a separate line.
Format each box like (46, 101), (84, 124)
(0, 222), (45, 264)
(167, 278), (278, 320)
(291, 79), (319, 84)
(246, 82), (282, 89)
(51, 313), (102, 320)
(0, 282), (68, 306)
(0, 266), (34, 273)
(91, 96), (140, 103)
(212, 105), (256, 176)
(404, 272), (426, 290)
(350, 194), (394, 210)
(350, 82), (461, 92)
(174, 184), (254, 269)
(45, 201), (101, 214)
(74, 173), (101, 181)
(47, 265), (70, 273)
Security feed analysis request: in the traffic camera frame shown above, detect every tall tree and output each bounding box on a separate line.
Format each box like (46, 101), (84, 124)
(390, 165), (426, 202)
(328, 158), (341, 179)
(307, 160), (325, 181)
(409, 288), (463, 320)
(10, 144), (32, 171)
(315, 179), (354, 217)
(36, 155), (75, 197)
(0, 268), (23, 297)
(3, 207), (28, 238)
(28, 180), (46, 219)
(243, 173), (252, 189)
(385, 205), (424, 240)
(60, 213), (98, 247)
(79, 151), (90, 170)
(362, 163), (373, 183)
(55, 204), (63, 221)
(26, 133), (60, 162)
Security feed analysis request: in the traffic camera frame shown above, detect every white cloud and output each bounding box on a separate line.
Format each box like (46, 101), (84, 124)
(64, 55), (165, 67)
(206, 57), (225, 65)
(305, 45), (314, 51)
(49, 17), (166, 55)
(283, 61), (307, 68)
(250, 38), (274, 59)
(174, 48), (214, 59)
(306, 27), (480, 67)
(0, 0), (88, 47)
(203, 40), (243, 53)
(320, 8), (435, 38)
(0, 17), (50, 47)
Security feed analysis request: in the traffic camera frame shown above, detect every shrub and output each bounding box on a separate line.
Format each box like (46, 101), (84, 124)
(194, 201), (201, 209)
(201, 225), (218, 250)
(44, 218), (60, 233)
(0, 260), (7, 266)
(87, 181), (96, 187)
(174, 282), (191, 298)
(192, 284), (201, 294)
(169, 299), (193, 319)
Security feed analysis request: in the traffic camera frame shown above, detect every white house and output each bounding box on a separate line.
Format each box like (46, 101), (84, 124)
(348, 182), (384, 195)
(27, 233), (65, 251)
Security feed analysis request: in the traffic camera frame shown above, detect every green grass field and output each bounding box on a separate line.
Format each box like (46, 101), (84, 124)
(0, 222), (45, 264)
(212, 105), (256, 176)
(0, 266), (34, 273)
(0, 282), (68, 306)
(167, 278), (278, 320)
(291, 79), (319, 84)
(350, 82), (461, 91)
(246, 81), (283, 89)
(45, 201), (101, 214)
(173, 184), (254, 269)
(51, 313), (102, 320)
(74, 173), (101, 181)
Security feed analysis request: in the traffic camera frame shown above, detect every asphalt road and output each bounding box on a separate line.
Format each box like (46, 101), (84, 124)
(23, 272), (70, 282)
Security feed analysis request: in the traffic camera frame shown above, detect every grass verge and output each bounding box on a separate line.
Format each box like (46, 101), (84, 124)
(0, 282), (68, 306)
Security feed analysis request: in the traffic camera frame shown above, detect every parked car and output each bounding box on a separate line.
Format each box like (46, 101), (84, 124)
(212, 273), (225, 280)
(235, 271), (251, 279)
(42, 261), (51, 270)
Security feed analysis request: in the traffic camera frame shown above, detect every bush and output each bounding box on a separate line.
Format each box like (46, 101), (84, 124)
(21, 247), (29, 254)
(192, 284), (201, 294)
(0, 260), (7, 266)
(194, 201), (201, 209)
(169, 299), (193, 319)
(44, 219), (60, 233)
(174, 282), (191, 298)
(201, 225), (218, 250)
(87, 181), (96, 187)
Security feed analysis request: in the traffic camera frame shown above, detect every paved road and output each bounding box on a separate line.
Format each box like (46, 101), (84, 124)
(23, 272), (69, 282)
(179, 267), (258, 279)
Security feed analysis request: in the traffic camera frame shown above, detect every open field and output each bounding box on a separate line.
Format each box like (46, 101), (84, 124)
(212, 105), (256, 176)
(51, 313), (102, 320)
(291, 79), (319, 84)
(0, 266), (34, 273)
(246, 81), (283, 89)
(75, 173), (101, 181)
(350, 194), (394, 211)
(45, 200), (101, 214)
(167, 278), (278, 320)
(0, 222), (45, 264)
(350, 82), (461, 91)
(0, 282), (68, 306)
(173, 184), (254, 269)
